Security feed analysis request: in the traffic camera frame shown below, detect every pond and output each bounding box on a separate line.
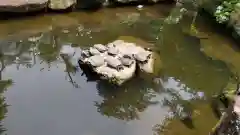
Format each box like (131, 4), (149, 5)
(0, 4), (239, 135)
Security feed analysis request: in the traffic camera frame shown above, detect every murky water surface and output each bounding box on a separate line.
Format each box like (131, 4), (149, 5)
(0, 4), (238, 135)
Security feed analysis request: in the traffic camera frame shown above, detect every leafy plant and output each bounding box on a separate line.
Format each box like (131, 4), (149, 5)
(214, 0), (240, 23)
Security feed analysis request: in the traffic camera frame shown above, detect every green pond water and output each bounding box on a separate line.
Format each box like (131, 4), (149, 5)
(0, 4), (239, 135)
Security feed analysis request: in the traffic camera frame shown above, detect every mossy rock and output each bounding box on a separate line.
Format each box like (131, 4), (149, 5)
(49, 0), (76, 10)
(116, 36), (154, 48)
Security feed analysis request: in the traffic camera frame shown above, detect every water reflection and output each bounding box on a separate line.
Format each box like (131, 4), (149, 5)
(157, 21), (232, 96)
(0, 45), (14, 134)
(0, 5), (238, 135)
(160, 77), (200, 129)
(95, 76), (160, 121)
(0, 81), (11, 134)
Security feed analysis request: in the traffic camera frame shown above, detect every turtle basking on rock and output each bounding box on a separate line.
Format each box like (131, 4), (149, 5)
(105, 56), (124, 71)
(107, 47), (119, 56)
(107, 43), (115, 48)
(87, 55), (105, 68)
(89, 47), (101, 56)
(93, 44), (107, 53)
(134, 51), (152, 64)
(120, 55), (135, 67)
(81, 49), (90, 58)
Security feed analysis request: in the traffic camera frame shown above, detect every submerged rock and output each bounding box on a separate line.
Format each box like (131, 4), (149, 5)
(0, 0), (48, 12)
(48, 0), (76, 10)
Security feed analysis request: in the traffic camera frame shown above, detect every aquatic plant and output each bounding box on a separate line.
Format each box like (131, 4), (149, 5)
(214, 0), (240, 23)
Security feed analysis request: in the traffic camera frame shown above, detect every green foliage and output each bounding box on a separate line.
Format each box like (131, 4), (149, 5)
(214, 0), (239, 23)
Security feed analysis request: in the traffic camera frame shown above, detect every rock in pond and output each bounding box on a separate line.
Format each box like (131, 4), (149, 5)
(0, 0), (48, 12)
(78, 40), (156, 85)
(48, 0), (76, 10)
(75, 0), (102, 9)
(114, 0), (164, 4)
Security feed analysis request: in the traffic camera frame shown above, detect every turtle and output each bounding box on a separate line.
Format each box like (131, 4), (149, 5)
(112, 40), (125, 46)
(107, 43), (115, 48)
(144, 47), (153, 52)
(81, 49), (90, 58)
(107, 47), (119, 56)
(93, 44), (107, 52)
(87, 55), (105, 68)
(89, 47), (101, 56)
(105, 56), (124, 71)
(120, 55), (135, 67)
(134, 51), (152, 64)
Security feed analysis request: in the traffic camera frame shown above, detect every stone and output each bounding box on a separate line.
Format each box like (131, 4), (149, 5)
(48, 0), (76, 10)
(0, 0), (48, 12)
(112, 0), (164, 4)
(78, 39), (157, 85)
(115, 0), (139, 4)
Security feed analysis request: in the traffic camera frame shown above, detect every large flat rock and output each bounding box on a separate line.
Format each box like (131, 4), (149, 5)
(48, 0), (76, 10)
(114, 0), (169, 3)
(0, 0), (48, 12)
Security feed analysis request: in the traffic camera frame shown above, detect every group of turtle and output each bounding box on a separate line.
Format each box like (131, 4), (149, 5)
(78, 40), (153, 84)
(79, 41), (152, 71)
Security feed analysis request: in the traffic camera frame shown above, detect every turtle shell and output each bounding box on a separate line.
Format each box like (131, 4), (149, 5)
(81, 49), (90, 58)
(105, 56), (123, 71)
(93, 44), (107, 52)
(107, 43), (115, 48)
(120, 55), (134, 67)
(87, 55), (105, 67)
(134, 51), (151, 62)
(89, 47), (101, 56)
(112, 40), (125, 46)
(108, 47), (119, 56)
